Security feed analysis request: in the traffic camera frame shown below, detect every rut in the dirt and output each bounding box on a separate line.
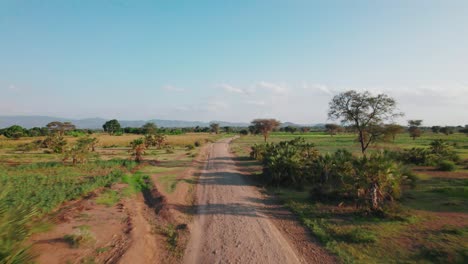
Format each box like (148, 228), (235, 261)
(183, 138), (332, 264)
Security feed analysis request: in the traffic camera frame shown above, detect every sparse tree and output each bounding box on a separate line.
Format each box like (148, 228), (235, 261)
(142, 122), (158, 135)
(328, 90), (402, 154)
(324, 123), (342, 136)
(103, 119), (121, 135)
(43, 134), (67, 153)
(383, 124), (404, 142)
(251, 119), (281, 142)
(129, 138), (146, 162)
(210, 123), (220, 134)
(62, 137), (97, 165)
(408, 120), (423, 140)
(46, 121), (76, 136)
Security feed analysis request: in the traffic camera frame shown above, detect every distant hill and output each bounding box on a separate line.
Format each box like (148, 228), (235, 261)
(0, 116), (250, 129)
(0, 116), (322, 129)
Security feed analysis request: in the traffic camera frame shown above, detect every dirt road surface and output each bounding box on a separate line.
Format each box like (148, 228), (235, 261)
(183, 138), (332, 264)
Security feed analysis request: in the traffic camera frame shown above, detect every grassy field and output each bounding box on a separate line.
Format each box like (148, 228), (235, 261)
(0, 132), (224, 262)
(232, 132), (468, 263)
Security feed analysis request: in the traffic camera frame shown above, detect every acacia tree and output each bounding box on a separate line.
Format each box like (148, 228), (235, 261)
(103, 119), (121, 135)
(251, 119), (281, 142)
(328, 90), (402, 154)
(210, 123), (220, 134)
(46, 121), (76, 136)
(408, 120), (422, 140)
(383, 124), (404, 142)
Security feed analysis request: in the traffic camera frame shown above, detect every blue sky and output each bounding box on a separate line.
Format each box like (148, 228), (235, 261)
(1, 0), (467, 125)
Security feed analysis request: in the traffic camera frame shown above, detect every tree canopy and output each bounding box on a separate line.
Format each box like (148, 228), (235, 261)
(251, 119), (281, 142)
(103, 119), (121, 135)
(328, 90), (402, 153)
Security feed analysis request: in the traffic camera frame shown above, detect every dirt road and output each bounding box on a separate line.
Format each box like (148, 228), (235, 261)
(183, 138), (330, 264)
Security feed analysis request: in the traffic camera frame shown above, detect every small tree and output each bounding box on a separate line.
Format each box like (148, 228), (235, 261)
(328, 90), (402, 154)
(324, 124), (341, 136)
(43, 134), (67, 153)
(251, 119), (281, 142)
(129, 138), (146, 162)
(408, 120), (423, 140)
(210, 123), (220, 134)
(223, 126), (232, 133)
(63, 138), (95, 165)
(103, 119), (121, 135)
(383, 124), (404, 142)
(142, 122), (158, 135)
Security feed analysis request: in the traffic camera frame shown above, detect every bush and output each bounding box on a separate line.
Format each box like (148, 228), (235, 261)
(437, 160), (456, 171)
(254, 138), (409, 212)
(400, 140), (460, 166)
(194, 140), (202, 147)
(185, 144), (195, 150)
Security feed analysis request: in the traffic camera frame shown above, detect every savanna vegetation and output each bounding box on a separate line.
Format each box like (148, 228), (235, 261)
(0, 118), (226, 263)
(231, 90), (468, 263)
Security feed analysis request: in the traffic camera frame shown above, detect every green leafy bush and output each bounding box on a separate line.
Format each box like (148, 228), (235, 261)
(437, 160), (456, 171)
(254, 138), (409, 212)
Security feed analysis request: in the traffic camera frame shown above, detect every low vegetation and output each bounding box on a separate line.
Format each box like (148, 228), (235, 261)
(233, 130), (468, 263)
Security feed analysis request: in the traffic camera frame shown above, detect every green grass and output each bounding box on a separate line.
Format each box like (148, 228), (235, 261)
(403, 175), (468, 212)
(157, 174), (179, 193)
(232, 132), (468, 263)
(95, 190), (120, 207)
(0, 160), (135, 213)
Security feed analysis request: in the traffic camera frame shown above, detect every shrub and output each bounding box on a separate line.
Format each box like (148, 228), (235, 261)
(254, 139), (409, 212)
(400, 139), (460, 166)
(437, 160), (456, 171)
(194, 140), (202, 147)
(185, 144), (195, 150)
(63, 225), (95, 248)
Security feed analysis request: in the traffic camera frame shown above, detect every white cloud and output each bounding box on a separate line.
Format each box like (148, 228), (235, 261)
(162, 85), (185, 92)
(219, 84), (247, 94)
(256, 81), (289, 94)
